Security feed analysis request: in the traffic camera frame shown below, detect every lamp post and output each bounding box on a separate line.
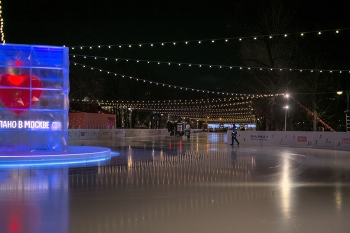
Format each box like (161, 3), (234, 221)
(283, 93), (290, 131)
(283, 105), (289, 131)
(337, 91), (350, 132)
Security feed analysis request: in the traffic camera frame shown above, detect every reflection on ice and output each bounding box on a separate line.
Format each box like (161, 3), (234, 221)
(0, 169), (68, 233)
(2, 133), (350, 233)
(280, 156), (292, 221)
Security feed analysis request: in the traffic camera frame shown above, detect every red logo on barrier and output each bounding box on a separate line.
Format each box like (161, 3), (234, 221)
(81, 132), (85, 136)
(0, 74), (43, 114)
(297, 136), (307, 142)
(342, 138), (350, 144)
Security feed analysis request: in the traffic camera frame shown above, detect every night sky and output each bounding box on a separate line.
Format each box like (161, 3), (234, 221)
(2, 0), (350, 99)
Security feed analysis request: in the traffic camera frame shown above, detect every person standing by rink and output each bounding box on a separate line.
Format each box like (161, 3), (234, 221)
(230, 124), (240, 145)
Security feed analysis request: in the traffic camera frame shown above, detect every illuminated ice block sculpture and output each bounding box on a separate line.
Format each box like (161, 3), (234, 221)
(0, 44), (69, 152)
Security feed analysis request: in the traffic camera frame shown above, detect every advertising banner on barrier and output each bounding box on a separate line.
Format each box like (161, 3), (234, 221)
(236, 131), (269, 146)
(335, 133), (350, 151)
(111, 129), (125, 138)
(269, 132), (289, 146)
(293, 132), (311, 148)
(125, 129), (137, 137)
(70, 128), (171, 139)
(227, 131), (350, 151)
(69, 128), (350, 151)
(68, 129), (80, 140)
(79, 130), (89, 140)
(312, 132), (335, 149)
(99, 129), (111, 139)
(90, 130), (99, 139)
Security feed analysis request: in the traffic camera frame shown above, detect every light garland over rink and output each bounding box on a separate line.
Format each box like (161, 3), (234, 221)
(71, 54), (350, 74)
(70, 98), (255, 122)
(73, 97), (254, 105)
(71, 98), (254, 109)
(71, 62), (284, 97)
(69, 27), (348, 50)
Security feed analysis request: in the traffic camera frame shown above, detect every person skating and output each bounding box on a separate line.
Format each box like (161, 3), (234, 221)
(230, 124), (240, 145)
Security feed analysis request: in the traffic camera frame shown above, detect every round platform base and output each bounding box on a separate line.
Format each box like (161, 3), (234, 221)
(0, 146), (112, 168)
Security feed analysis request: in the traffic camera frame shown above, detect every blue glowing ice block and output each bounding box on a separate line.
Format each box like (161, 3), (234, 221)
(0, 44), (69, 152)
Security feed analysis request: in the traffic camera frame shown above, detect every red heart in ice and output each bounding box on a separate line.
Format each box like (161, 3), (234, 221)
(0, 74), (43, 114)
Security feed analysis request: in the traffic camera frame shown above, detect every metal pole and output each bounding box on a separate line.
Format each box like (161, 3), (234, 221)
(347, 92), (349, 132)
(347, 92), (349, 112)
(284, 108), (287, 131)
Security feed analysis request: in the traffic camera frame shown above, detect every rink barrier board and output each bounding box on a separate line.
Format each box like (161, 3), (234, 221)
(68, 129), (203, 140)
(227, 131), (350, 151)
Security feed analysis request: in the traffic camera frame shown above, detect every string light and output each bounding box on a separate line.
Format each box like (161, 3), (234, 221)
(69, 27), (350, 49)
(0, 0), (5, 44)
(70, 98), (255, 121)
(70, 54), (350, 74)
(71, 61), (281, 98)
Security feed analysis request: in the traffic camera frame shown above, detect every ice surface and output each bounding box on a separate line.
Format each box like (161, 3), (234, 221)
(1, 132), (350, 233)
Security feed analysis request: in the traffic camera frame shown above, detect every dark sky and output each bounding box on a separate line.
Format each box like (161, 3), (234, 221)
(4, 0), (349, 45)
(4, 0), (235, 46)
(2, 0), (350, 97)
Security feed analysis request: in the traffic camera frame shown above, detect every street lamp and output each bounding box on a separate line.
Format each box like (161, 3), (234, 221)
(337, 90), (350, 132)
(283, 105), (289, 131)
(283, 93), (290, 131)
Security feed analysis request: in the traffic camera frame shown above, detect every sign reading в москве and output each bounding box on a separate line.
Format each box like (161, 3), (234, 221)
(0, 44), (69, 152)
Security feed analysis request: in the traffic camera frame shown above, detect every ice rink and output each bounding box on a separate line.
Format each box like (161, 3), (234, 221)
(1, 132), (350, 233)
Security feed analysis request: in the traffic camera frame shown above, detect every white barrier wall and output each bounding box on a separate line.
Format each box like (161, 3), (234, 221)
(227, 131), (350, 151)
(69, 129), (171, 140)
(69, 129), (350, 151)
(68, 129), (204, 140)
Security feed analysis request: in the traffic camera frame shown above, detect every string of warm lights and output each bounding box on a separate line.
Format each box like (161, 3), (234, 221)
(72, 98), (253, 105)
(71, 54), (350, 74)
(130, 108), (253, 113)
(132, 112), (254, 119)
(113, 103), (252, 108)
(71, 62), (283, 97)
(100, 106), (253, 112)
(130, 108), (252, 113)
(69, 28), (349, 49)
(70, 98), (255, 121)
(0, 0), (5, 43)
(95, 102), (253, 108)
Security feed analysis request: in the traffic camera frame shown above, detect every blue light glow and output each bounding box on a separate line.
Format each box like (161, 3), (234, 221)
(0, 146), (118, 169)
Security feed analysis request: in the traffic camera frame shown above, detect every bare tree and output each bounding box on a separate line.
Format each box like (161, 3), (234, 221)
(69, 65), (105, 100)
(232, 0), (298, 130)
